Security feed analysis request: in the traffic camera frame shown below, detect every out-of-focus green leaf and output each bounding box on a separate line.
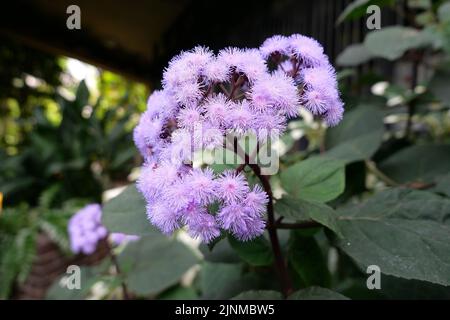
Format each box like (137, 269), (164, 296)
(274, 197), (341, 236)
(289, 287), (349, 300)
(280, 156), (345, 203)
(336, 188), (450, 286)
(289, 231), (331, 287)
(337, 0), (394, 24)
(232, 290), (282, 300)
(379, 144), (450, 183)
(228, 235), (274, 267)
(365, 26), (435, 60)
(119, 236), (199, 296)
(336, 44), (374, 67)
(102, 185), (158, 237)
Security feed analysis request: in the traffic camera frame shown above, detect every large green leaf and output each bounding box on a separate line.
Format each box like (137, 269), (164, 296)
(200, 262), (249, 299)
(379, 145), (450, 183)
(289, 232), (330, 287)
(118, 236), (198, 296)
(46, 266), (100, 300)
(438, 2), (450, 23)
(280, 156), (345, 203)
(364, 26), (434, 60)
(232, 290), (282, 300)
(336, 188), (450, 286)
(288, 287), (349, 300)
(102, 185), (158, 236)
(433, 173), (450, 198)
(228, 235), (274, 266)
(326, 104), (384, 150)
(336, 44), (373, 67)
(274, 197), (341, 236)
(326, 130), (383, 164)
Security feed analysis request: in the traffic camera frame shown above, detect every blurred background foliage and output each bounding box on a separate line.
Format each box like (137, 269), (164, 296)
(1, 0), (450, 300)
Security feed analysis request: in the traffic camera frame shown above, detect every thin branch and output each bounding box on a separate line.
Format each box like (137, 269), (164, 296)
(248, 164), (294, 298)
(107, 241), (130, 300)
(365, 160), (400, 187)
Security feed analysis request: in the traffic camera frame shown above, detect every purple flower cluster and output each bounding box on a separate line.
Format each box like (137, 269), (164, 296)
(68, 204), (139, 254)
(134, 34), (343, 243)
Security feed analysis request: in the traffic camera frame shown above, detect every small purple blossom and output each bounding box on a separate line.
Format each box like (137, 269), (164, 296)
(68, 204), (138, 254)
(68, 204), (106, 255)
(215, 170), (249, 204)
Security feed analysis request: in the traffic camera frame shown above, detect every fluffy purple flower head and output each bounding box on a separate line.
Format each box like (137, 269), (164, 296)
(68, 204), (138, 254)
(134, 33), (344, 243)
(68, 204), (106, 255)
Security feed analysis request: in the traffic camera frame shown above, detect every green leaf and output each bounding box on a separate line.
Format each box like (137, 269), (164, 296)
(326, 130), (383, 164)
(337, 0), (394, 24)
(232, 290), (282, 300)
(280, 156), (345, 203)
(365, 26), (434, 60)
(118, 236), (199, 296)
(438, 2), (450, 23)
(336, 188), (450, 286)
(274, 197), (341, 236)
(289, 232), (330, 287)
(75, 80), (90, 108)
(289, 287), (349, 300)
(200, 262), (245, 299)
(407, 0), (431, 9)
(432, 173), (450, 197)
(336, 44), (373, 67)
(228, 235), (274, 266)
(379, 145), (450, 183)
(46, 266), (100, 300)
(326, 105), (384, 149)
(102, 185), (157, 237)
(429, 67), (450, 106)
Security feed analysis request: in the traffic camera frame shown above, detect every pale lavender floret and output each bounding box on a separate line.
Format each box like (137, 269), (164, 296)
(68, 204), (106, 255)
(187, 212), (220, 243)
(225, 100), (255, 135)
(146, 201), (181, 235)
(218, 47), (267, 82)
(136, 162), (159, 201)
(146, 89), (178, 120)
(301, 65), (337, 91)
(186, 168), (217, 205)
(215, 170), (249, 204)
(249, 72), (299, 117)
(193, 121), (224, 150)
(260, 35), (290, 59)
(324, 101), (344, 127)
(216, 203), (265, 241)
(202, 93), (232, 127)
(177, 106), (203, 130)
(133, 111), (164, 159)
(253, 112), (287, 142)
(111, 233), (140, 245)
(173, 81), (203, 107)
(203, 58), (231, 83)
(244, 184), (269, 217)
(301, 88), (329, 115)
(288, 34), (328, 67)
(163, 178), (194, 212)
(160, 129), (194, 164)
